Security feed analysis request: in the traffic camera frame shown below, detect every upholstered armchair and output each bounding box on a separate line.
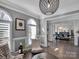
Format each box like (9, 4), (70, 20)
(32, 40), (44, 56)
(0, 40), (23, 59)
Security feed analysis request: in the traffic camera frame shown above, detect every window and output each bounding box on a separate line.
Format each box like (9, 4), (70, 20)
(0, 8), (12, 51)
(27, 19), (37, 39)
(0, 9), (11, 39)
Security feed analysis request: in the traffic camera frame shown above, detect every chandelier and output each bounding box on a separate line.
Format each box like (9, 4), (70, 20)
(39, 0), (59, 15)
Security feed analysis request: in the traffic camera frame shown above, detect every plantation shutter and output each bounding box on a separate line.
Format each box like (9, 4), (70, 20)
(0, 23), (9, 39)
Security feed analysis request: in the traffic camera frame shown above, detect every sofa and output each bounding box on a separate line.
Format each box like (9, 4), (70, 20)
(55, 32), (70, 41)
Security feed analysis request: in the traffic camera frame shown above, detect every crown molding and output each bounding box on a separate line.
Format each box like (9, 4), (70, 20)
(0, 0), (41, 19)
(45, 10), (79, 21)
(48, 12), (79, 23)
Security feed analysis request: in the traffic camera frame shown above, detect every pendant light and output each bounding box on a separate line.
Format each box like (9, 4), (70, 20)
(39, 0), (59, 15)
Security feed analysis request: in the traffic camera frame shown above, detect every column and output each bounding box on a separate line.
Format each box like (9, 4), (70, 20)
(40, 19), (47, 47)
(52, 24), (55, 41)
(73, 21), (79, 46)
(48, 23), (54, 41)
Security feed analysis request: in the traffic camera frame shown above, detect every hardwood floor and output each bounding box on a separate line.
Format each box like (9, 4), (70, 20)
(32, 40), (79, 59)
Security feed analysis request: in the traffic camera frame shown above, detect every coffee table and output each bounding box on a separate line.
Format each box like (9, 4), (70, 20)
(32, 52), (58, 59)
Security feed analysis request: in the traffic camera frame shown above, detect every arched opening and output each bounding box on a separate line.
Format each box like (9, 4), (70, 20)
(0, 8), (12, 51)
(27, 19), (37, 40)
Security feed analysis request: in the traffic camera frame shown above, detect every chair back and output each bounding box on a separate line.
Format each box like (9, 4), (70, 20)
(0, 40), (11, 59)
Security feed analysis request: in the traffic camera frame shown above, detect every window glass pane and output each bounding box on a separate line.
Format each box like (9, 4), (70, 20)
(27, 19), (36, 25)
(3, 14), (10, 21)
(30, 26), (36, 39)
(0, 9), (11, 21)
(0, 10), (4, 19)
(0, 10), (1, 18)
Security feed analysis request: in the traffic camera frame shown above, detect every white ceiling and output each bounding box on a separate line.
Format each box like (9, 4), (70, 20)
(0, 0), (79, 19)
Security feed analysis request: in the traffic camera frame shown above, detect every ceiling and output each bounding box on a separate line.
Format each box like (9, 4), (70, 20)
(0, 0), (79, 19)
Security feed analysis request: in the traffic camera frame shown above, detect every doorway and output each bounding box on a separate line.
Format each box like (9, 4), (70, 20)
(47, 21), (75, 47)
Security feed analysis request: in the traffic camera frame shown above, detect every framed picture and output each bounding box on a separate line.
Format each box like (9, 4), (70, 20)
(15, 18), (25, 30)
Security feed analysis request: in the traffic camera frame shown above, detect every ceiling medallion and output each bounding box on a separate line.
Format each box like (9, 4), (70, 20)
(39, 0), (59, 15)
